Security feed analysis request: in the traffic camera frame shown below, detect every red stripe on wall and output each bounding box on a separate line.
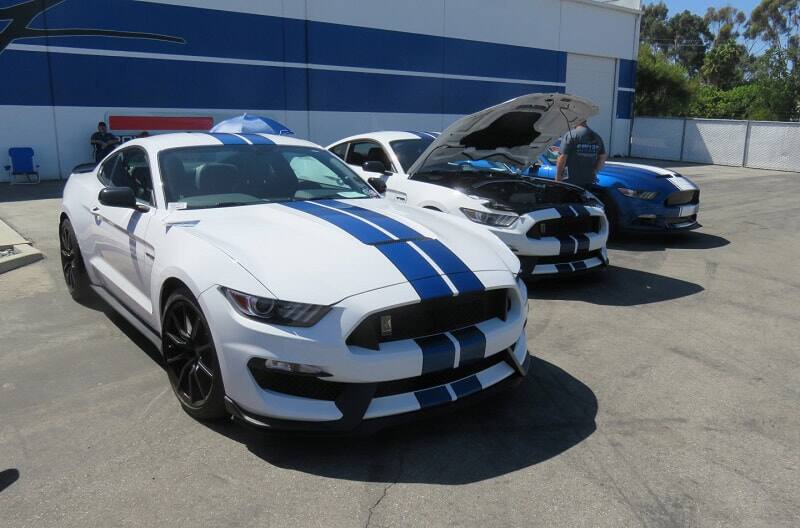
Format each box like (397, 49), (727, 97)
(108, 116), (214, 131)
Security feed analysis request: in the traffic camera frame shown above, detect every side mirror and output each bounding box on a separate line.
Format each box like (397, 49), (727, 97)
(98, 187), (138, 209)
(362, 160), (388, 174)
(367, 177), (387, 194)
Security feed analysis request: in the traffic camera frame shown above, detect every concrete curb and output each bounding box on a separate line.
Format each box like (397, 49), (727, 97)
(0, 219), (44, 274)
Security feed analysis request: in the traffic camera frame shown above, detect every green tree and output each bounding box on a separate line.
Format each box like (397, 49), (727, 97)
(635, 43), (693, 116)
(705, 6), (748, 44)
(748, 46), (800, 120)
(640, 1), (672, 54)
(668, 10), (713, 75)
(701, 41), (747, 89)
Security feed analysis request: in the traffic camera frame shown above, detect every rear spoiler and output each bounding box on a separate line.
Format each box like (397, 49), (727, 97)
(71, 162), (97, 174)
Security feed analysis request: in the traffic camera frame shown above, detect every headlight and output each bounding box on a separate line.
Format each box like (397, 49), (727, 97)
(460, 208), (518, 227)
(583, 191), (605, 209)
(617, 187), (659, 200)
(222, 287), (331, 327)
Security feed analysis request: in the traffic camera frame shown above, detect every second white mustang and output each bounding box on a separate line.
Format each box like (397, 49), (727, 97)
(59, 131), (529, 432)
(329, 93), (610, 277)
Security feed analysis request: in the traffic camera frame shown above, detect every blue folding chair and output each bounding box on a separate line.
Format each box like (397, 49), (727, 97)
(5, 147), (41, 185)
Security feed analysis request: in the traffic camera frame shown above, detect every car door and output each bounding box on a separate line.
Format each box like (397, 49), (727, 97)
(90, 147), (157, 321)
(343, 140), (394, 182)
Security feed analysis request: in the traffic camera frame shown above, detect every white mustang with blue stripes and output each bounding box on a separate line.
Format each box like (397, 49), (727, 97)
(59, 131), (529, 432)
(329, 93), (611, 277)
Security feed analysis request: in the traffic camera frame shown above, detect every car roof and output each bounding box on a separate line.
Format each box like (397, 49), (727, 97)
(329, 130), (439, 146)
(123, 132), (321, 151)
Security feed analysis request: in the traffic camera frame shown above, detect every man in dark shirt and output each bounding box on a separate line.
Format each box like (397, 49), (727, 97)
(90, 122), (119, 162)
(556, 121), (607, 188)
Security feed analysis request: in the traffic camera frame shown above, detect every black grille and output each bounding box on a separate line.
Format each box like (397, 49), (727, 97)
(248, 359), (345, 401)
(665, 190), (699, 206)
(347, 289), (508, 350)
(528, 216), (600, 239)
(374, 351), (508, 397)
(519, 249), (603, 272)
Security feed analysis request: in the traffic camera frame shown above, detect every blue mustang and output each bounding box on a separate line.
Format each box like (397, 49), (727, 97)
(532, 142), (701, 234)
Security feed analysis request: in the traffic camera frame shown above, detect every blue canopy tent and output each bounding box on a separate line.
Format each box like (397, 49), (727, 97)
(210, 114), (294, 135)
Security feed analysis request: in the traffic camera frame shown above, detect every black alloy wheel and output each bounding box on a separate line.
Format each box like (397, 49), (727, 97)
(162, 287), (227, 420)
(59, 218), (91, 301)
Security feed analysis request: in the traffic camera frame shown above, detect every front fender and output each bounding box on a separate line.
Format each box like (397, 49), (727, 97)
(150, 227), (273, 331)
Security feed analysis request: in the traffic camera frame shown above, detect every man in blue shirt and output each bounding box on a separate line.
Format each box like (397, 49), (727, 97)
(555, 121), (607, 188)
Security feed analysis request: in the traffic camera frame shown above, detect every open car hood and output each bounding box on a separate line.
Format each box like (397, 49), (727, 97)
(407, 93), (598, 177)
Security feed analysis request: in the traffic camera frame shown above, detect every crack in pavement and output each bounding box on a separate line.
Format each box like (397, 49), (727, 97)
(365, 481), (395, 528)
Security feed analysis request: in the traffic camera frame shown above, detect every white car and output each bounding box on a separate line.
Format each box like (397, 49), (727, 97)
(59, 131), (530, 432)
(328, 93), (610, 277)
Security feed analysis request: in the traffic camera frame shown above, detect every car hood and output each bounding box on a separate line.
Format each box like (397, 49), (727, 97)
(600, 162), (699, 191)
(408, 93), (598, 177)
(169, 199), (516, 305)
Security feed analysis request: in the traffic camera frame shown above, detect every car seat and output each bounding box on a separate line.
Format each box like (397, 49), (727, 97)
(195, 163), (241, 195)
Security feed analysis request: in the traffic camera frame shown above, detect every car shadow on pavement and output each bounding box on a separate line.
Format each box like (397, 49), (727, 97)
(0, 468), (20, 493)
(0, 181), (66, 203)
(528, 265), (703, 306)
(609, 231), (730, 252)
(207, 357), (597, 485)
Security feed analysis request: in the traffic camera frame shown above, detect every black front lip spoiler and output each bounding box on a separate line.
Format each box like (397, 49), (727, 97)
(224, 351), (531, 436)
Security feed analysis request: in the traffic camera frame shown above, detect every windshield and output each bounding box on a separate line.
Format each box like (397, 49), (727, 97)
(390, 137), (434, 172)
(159, 145), (376, 209)
(410, 152), (525, 181)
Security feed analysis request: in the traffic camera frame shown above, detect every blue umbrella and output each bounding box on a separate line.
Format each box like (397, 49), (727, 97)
(210, 113), (293, 135)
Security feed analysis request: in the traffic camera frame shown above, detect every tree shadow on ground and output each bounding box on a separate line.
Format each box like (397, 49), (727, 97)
(528, 265), (703, 306)
(206, 357), (596, 485)
(609, 232), (730, 252)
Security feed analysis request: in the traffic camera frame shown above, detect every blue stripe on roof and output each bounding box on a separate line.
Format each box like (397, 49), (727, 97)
(280, 201), (392, 245)
(207, 133), (248, 145)
(323, 200), (423, 241)
(412, 239), (484, 295)
(240, 134), (274, 145)
(376, 242), (453, 300)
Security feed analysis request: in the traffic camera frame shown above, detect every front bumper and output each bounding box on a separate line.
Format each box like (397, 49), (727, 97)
(198, 271), (528, 432)
(619, 201), (701, 233)
(487, 205), (609, 277)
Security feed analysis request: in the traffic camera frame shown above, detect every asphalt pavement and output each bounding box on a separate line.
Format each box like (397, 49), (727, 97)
(1, 161), (798, 527)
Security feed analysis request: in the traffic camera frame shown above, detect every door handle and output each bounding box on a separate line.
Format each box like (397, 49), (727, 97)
(91, 207), (100, 213)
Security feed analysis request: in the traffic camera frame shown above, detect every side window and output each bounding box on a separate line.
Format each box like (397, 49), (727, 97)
(97, 153), (121, 186)
(345, 141), (393, 171)
(330, 143), (348, 160)
(110, 148), (155, 206)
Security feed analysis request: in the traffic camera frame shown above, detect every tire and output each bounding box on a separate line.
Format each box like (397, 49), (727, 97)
(59, 218), (92, 302)
(161, 286), (228, 421)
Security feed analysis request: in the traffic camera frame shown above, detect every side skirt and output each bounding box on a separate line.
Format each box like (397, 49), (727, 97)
(91, 285), (162, 349)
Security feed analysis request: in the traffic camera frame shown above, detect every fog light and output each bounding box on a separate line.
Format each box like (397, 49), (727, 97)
(263, 359), (330, 377)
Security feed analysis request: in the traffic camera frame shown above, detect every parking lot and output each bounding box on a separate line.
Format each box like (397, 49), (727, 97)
(1, 160), (798, 527)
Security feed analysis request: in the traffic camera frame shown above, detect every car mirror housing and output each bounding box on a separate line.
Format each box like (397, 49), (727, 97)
(367, 177), (387, 194)
(98, 187), (138, 209)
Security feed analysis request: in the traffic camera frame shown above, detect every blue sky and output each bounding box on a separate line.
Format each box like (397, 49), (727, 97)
(652, 1), (762, 16)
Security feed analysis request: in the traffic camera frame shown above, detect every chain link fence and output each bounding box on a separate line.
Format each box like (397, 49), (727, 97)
(630, 116), (800, 172)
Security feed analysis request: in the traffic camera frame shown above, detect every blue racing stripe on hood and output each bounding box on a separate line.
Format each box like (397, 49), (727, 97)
(326, 200), (484, 294)
(281, 201), (392, 245)
(321, 200), (423, 241)
(281, 201), (452, 300)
